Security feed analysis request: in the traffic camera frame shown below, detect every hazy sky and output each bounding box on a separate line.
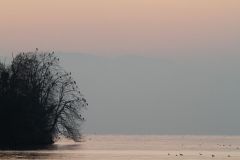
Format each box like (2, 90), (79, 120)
(1, 1), (240, 134)
(0, 0), (240, 56)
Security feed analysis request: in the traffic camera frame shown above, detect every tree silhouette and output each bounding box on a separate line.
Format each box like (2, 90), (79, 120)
(0, 51), (87, 149)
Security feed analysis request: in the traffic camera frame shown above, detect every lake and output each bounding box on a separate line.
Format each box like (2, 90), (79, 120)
(1, 135), (240, 159)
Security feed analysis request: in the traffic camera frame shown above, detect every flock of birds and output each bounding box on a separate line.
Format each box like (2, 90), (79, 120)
(166, 143), (240, 158)
(168, 153), (231, 158)
(167, 153), (231, 158)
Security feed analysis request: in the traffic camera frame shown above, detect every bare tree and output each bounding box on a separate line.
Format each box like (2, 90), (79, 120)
(0, 51), (87, 148)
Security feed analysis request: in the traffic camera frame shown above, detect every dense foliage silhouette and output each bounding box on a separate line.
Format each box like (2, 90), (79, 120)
(0, 51), (87, 149)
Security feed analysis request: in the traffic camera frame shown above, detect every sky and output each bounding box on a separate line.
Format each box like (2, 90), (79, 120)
(0, 0), (240, 134)
(0, 0), (240, 56)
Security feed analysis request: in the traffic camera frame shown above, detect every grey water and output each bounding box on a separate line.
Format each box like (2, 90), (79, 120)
(1, 135), (240, 160)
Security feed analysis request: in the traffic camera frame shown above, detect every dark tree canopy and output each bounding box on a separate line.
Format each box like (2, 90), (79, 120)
(0, 51), (87, 149)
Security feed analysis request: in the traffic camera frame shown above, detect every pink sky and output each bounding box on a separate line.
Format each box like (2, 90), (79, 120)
(0, 0), (239, 56)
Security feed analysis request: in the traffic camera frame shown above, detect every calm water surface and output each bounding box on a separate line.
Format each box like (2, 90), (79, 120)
(1, 135), (240, 159)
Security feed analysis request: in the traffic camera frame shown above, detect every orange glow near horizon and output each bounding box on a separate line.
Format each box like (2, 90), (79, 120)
(0, 0), (240, 56)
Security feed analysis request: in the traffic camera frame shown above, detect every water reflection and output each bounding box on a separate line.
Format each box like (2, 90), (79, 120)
(0, 142), (82, 159)
(0, 152), (54, 159)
